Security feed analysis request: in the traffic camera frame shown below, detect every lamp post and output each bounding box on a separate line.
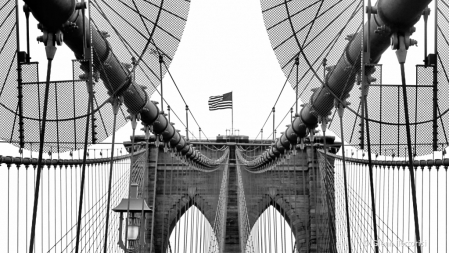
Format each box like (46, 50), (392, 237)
(112, 183), (152, 252)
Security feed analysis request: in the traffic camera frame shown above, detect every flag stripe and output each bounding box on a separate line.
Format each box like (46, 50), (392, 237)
(210, 104), (232, 109)
(210, 103), (232, 108)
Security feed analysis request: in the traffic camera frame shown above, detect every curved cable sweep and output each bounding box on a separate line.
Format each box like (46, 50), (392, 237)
(24, 0), (224, 168)
(245, 0), (433, 169)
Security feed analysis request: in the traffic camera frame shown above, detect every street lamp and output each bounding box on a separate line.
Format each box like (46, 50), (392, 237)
(112, 183), (152, 252)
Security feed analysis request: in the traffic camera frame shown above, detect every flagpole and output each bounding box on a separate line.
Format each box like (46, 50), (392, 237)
(231, 97), (234, 135)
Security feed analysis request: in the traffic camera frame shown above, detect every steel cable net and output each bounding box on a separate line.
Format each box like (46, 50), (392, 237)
(0, 1), (19, 146)
(260, 0), (364, 144)
(437, 2), (449, 152)
(89, 0), (190, 97)
(261, 0), (449, 157)
(0, 0), (190, 152)
(260, 0), (363, 104)
(329, 3), (449, 157)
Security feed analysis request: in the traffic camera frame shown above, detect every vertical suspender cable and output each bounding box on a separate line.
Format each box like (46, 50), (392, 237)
(195, 170), (199, 252)
(26, 163), (29, 252)
(29, 57), (54, 253)
(139, 126), (150, 251)
(160, 54), (164, 112)
(168, 105), (171, 123)
(160, 128), (168, 252)
(16, 1), (25, 151)
(102, 98), (120, 253)
(337, 102), (352, 253)
(295, 57), (299, 114)
(54, 164), (56, 250)
(361, 61), (380, 253)
(273, 107), (276, 142)
(124, 115), (137, 250)
(150, 134), (160, 253)
(282, 159), (286, 253)
(291, 149), (296, 252)
(432, 0), (438, 151)
(75, 5), (91, 251)
(201, 179), (205, 253)
(14, 1), (22, 251)
(300, 148), (307, 252)
(166, 147), (175, 252)
(7, 165), (10, 253)
(24, 4), (31, 63)
(321, 123), (334, 251)
(189, 169), (194, 253)
(399, 63), (422, 253)
(290, 108), (293, 124)
(186, 105), (189, 140)
(183, 160), (188, 253)
(176, 156), (181, 253)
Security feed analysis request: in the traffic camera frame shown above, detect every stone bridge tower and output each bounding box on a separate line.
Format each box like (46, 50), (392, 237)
(126, 135), (340, 253)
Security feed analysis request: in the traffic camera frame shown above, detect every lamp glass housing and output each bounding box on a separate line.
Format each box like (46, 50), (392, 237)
(127, 225), (139, 241)
(127, 216), (140, 241)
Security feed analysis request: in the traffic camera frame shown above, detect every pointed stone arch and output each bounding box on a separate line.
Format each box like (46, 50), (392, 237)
(247, 193), (310, 251)
(157, 192), (218, 253)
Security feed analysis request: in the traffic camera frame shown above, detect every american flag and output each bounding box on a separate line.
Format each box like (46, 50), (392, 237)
(208, 92), (233, 111)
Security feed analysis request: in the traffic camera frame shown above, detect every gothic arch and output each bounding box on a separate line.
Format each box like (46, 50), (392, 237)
(247, 193), (310, 250)
(160, 193), (217, 252)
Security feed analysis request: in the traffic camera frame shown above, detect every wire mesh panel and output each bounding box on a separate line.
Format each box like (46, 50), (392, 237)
(363, 65), (434, 157)
(329, 63), (444, 157)
(20, 79), (95, 153)
(262, 0), (449, 158)
(21, 62), (39, 83)
(72, 60), (129, 148)
(437, 1), (449, 152)
(327, 61), (366, 153)
(0, 0), (190, 152)
(260, 0), (364, 107)
(89, 0), (190, 98)
(3, 60), (128, 153)
(0, 0), (19, 146)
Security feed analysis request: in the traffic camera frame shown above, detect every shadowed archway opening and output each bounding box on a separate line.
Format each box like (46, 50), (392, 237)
(247, 205), (297, 253)
(167, 205), (218, 253)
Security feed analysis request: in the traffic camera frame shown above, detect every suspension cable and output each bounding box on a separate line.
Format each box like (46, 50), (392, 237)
(75, 54), (95, 253)
(362, 83), (380, 253)
(102, 98), (120, 253)
(264, 101), (296, 141)
(163, 61), (210, 140)
(28, 58), (53, 253)
(337, 102), (352, 253)
(123, 115), (137, 248)
(399, 62), (422, 253)
(254, 64), (295, 140)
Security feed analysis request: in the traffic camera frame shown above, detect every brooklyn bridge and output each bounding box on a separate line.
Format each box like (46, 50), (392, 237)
(0, 0), (448, 252)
